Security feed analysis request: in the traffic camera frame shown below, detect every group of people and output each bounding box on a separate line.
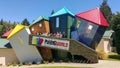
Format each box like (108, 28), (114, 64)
(36, 32), (66, 38)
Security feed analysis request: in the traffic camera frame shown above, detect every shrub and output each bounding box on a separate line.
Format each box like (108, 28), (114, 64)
(6, 63), (12, 67)
(43, 61), (49, 64)
(36, 61), (41, 65)
(12, 62), (18, 66)
(28, 62), (32, 66)
(18, 62), (23, 66)
(96, 50), (108, 60)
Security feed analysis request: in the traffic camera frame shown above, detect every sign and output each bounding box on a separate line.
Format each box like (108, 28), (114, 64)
(32, 36), (70, 50)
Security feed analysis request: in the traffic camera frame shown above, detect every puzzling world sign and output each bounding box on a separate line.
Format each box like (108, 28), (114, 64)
(31, 36), (70, 50)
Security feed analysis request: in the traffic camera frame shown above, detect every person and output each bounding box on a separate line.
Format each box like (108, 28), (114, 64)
(62, 32), (66, 38)
(55, 32), (60, 38)
(59, 32), (62, 38)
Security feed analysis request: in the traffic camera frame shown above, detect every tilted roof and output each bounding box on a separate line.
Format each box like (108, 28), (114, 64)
(2, 29), (13, 37)
(7, 24), (25, 39)
(75, 8), (109, 27)
(51, 7), (74, 17)
(0, 38), (12, 48)
(30, 16), (49, 27)
(103, 30), (114, 39)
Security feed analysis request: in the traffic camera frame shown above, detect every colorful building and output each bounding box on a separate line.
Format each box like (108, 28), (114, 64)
(49, 7), (75, 61)
(0, 8), (109, 65)
(7, 24), (43, 63)
(72, 8), (109, 49)
(30, 16), (53, 61)
(29, 16), (50, 35)
(50, 7), (75, 38)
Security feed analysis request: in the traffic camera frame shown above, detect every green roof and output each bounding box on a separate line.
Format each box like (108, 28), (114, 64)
(30, 16), (49, 27)
(103, 30), (114, 39)
(0, 38), (12, 48)
(51, 7), (74, 17)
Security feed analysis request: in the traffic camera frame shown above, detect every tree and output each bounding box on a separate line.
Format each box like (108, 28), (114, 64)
(51, 10), (55, 15)
(112, 12), (120, 54)
(21, 18), (30, 26)
(100, 0), (113, 29)
(0, 19), (4, 25)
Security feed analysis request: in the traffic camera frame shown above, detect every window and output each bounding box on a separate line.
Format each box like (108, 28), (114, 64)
(76, 20), (81, 28)
(39, 23), (42, 27)
(56, 17), (59, 27)
(86, 24), (93, 33)
(18, 36), (24, 45)
(31, 27), (34, 31)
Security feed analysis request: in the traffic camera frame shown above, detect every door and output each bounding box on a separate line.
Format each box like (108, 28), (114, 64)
(0, 57), (5, 65)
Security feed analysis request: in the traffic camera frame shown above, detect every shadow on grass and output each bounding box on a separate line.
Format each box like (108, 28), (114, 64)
(108, 55), (120, 61)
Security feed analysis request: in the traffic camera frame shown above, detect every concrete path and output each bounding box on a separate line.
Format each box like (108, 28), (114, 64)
(1, 60), (120, 68)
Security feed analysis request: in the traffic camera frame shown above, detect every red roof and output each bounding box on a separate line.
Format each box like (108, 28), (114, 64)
(75, 8), (109, 27)
(2, 29), (13, 37)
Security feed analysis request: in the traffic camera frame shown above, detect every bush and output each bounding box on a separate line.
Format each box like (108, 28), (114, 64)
(96, 50), (108, 60)
(36, 61), (41, 65)
(6, 63), (12, 67)
(12, 62), (18, 66)
(23, 62), (32, 65)
(18, 62), (23, 66)
(43, 61), (49, 64)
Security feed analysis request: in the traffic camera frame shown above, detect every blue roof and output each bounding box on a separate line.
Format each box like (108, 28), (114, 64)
(0, 38), (12, 48)
(30, 16), (49, 26)
(51, 7), (74, 17)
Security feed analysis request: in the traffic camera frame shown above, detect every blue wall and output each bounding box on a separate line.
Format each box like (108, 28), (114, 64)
(71, 18), (106, 49)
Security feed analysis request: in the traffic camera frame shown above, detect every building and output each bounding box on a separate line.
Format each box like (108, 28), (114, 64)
(96, 30), (114, 53)
(49, 7), (75, 61)
(50, 7), (75, 38)
(29, 16), (50, 35)
(30, 16), (52, 61)
(73, 8), (109, 49)
(7, 24), (43, 63)
(0, 38), (18, 66)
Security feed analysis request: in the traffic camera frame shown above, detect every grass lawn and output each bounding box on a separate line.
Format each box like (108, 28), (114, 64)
(31, 66), (92, 68)
(107, 52), (120, 61)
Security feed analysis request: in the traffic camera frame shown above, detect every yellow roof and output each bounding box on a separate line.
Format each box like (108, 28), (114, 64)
(7, 24), (25, 39)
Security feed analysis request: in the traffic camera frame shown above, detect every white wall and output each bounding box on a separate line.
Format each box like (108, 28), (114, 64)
(0, 49), (18, 65)
(96, 38), (112, 53)
(9, 28), (43, 63)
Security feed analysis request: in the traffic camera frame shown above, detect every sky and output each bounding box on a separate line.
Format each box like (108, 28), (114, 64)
(0, 0), (120, 23)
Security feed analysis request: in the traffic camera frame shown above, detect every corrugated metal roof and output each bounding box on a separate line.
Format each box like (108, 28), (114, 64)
(0, 38), (12, 48)
(103, 30), (114, 39)
(2, 29), (13, 37)
(7, 24), (25, 39)
(75, 8), (109, 27)
(30, 16), (49, 27)
(51, 7), (74, 17)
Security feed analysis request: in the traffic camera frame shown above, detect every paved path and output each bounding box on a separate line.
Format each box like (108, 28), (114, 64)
(1, 60), (120, 68)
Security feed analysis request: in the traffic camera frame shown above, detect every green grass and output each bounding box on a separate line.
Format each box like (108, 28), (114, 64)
(31, 66), (93, 68)
(107, 52), (120, 61)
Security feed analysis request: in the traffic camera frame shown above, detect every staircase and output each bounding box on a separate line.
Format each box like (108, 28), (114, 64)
(69, 39), (98, 63)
